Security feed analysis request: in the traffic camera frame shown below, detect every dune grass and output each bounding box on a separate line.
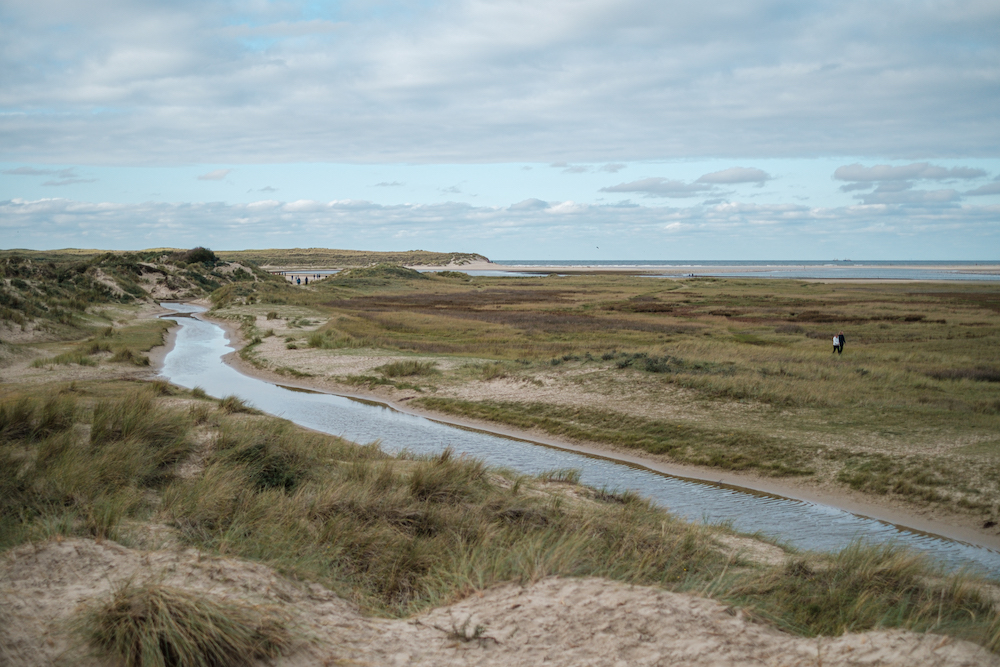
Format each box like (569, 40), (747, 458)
(77, 582), (291, 667)
(0, 385), (191, 548)
(5, 380), (1000, 654)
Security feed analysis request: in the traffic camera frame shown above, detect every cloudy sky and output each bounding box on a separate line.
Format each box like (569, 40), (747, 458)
(2, 0), (998, 259)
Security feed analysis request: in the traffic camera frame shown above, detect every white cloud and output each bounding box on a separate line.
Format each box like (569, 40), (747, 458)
(965, 180), (1000, 196)
(283, 199), (326, 212)
(3, 1), (998, 164)
(696, 167), (771, 185)
(2, 197), (997, 258)
(601, 177), (715, 198)
(197, 169), (232, 181)
(508, 198), (549, 210)
(834, 162), (987, 183)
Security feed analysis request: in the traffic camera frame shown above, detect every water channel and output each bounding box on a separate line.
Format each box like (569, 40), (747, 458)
(158, 303), (1000, 576)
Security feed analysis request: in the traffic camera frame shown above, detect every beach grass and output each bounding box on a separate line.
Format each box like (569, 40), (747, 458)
(4, 379), (1000, 653)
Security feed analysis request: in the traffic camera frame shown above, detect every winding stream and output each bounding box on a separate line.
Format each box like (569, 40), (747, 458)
(158, 303), (1000, 576)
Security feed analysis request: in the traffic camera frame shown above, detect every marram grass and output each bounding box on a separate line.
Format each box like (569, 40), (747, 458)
(76, 582), (291, 667)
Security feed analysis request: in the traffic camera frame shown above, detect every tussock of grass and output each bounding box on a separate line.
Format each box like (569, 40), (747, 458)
(32, 350), (98, 367)
(77, 582), (290, 667)
(729, 542), (997, 645)
(0, 387), (191, 548)
(537, 468), (582, 484)
(375, 360), (440, 378)
(0, 393), (77, 441)
(110, 348), (151, 366)
(218, 395), (260, 415)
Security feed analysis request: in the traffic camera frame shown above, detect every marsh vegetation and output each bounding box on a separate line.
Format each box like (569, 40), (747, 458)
(209, 267), (1000, 525)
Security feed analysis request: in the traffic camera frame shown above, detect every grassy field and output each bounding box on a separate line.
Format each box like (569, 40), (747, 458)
(216, 248), (488, 268)
(206, 266), (1000, 523)
(3, 380), (1000, 653)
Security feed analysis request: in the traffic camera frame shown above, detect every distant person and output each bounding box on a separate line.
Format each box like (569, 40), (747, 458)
(296, 277), (301, 285)
(838, 331), (845, 354)
(832, 333), (839, 354)
(304, 277), (308, 285)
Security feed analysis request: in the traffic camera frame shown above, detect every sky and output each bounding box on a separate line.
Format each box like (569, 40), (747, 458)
(1, 0), (999, 259)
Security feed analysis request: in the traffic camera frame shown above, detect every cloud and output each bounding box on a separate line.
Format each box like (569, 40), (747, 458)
(4, 197), (996, 259)
(3, 1), (999, 165)
(696, 167), (771, 185)
(599, 164), (626, 173)
(601, 177), (715, 198)
(3, 166), (97, 186)
(439, 185), (462, 194)
(283, 199), (327, 212)
(249, 186), (278, 193)
(854, 187), (960, 206)
(42, 178), (97, 187)
(965, 180), (1000, 197)
(508, 198), (549, 210)
(197, 169), (232, 181)
(4, 167), (72, 177)
(550, 162), (590, 174)
(374, 181), (403, 187)
(834, 163), (987, 183)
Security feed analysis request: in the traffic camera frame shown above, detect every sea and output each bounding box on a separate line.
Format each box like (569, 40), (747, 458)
(488, 260), (1000, 281)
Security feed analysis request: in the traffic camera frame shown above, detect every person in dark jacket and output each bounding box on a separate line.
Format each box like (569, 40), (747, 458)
(837, 331), (845, 354)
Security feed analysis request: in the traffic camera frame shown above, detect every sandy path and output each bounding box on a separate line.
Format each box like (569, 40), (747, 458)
(3, 538), (996, 666)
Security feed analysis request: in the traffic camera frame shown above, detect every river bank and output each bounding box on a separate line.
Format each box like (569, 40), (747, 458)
(194, 307), (1000, 555)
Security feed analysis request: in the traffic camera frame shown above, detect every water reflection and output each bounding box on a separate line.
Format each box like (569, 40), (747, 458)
(158, 303), (1000, 575)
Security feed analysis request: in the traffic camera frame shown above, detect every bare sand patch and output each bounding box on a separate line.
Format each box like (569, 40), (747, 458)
(3, 538), (995, 667)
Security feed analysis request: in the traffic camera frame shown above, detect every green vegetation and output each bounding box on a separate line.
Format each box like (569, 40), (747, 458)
(0, 247), (278, 338)
(414, 398), (815, 476)
(4, 380), (1000, 653)
(375, 359), (440, 378)
(205, 268), (999, 521)
(216, 248), (488, 268)
(29, 319), (172, 368)
(77, 582), (290, 667)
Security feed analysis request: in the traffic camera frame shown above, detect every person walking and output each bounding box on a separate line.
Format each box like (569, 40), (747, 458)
(837, 331), (845, 355)
(832, 333), (840, 354)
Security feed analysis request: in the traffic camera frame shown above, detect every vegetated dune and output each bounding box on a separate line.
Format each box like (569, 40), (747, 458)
(216, 247), (490, 269)
(3, 538), (996, 667)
